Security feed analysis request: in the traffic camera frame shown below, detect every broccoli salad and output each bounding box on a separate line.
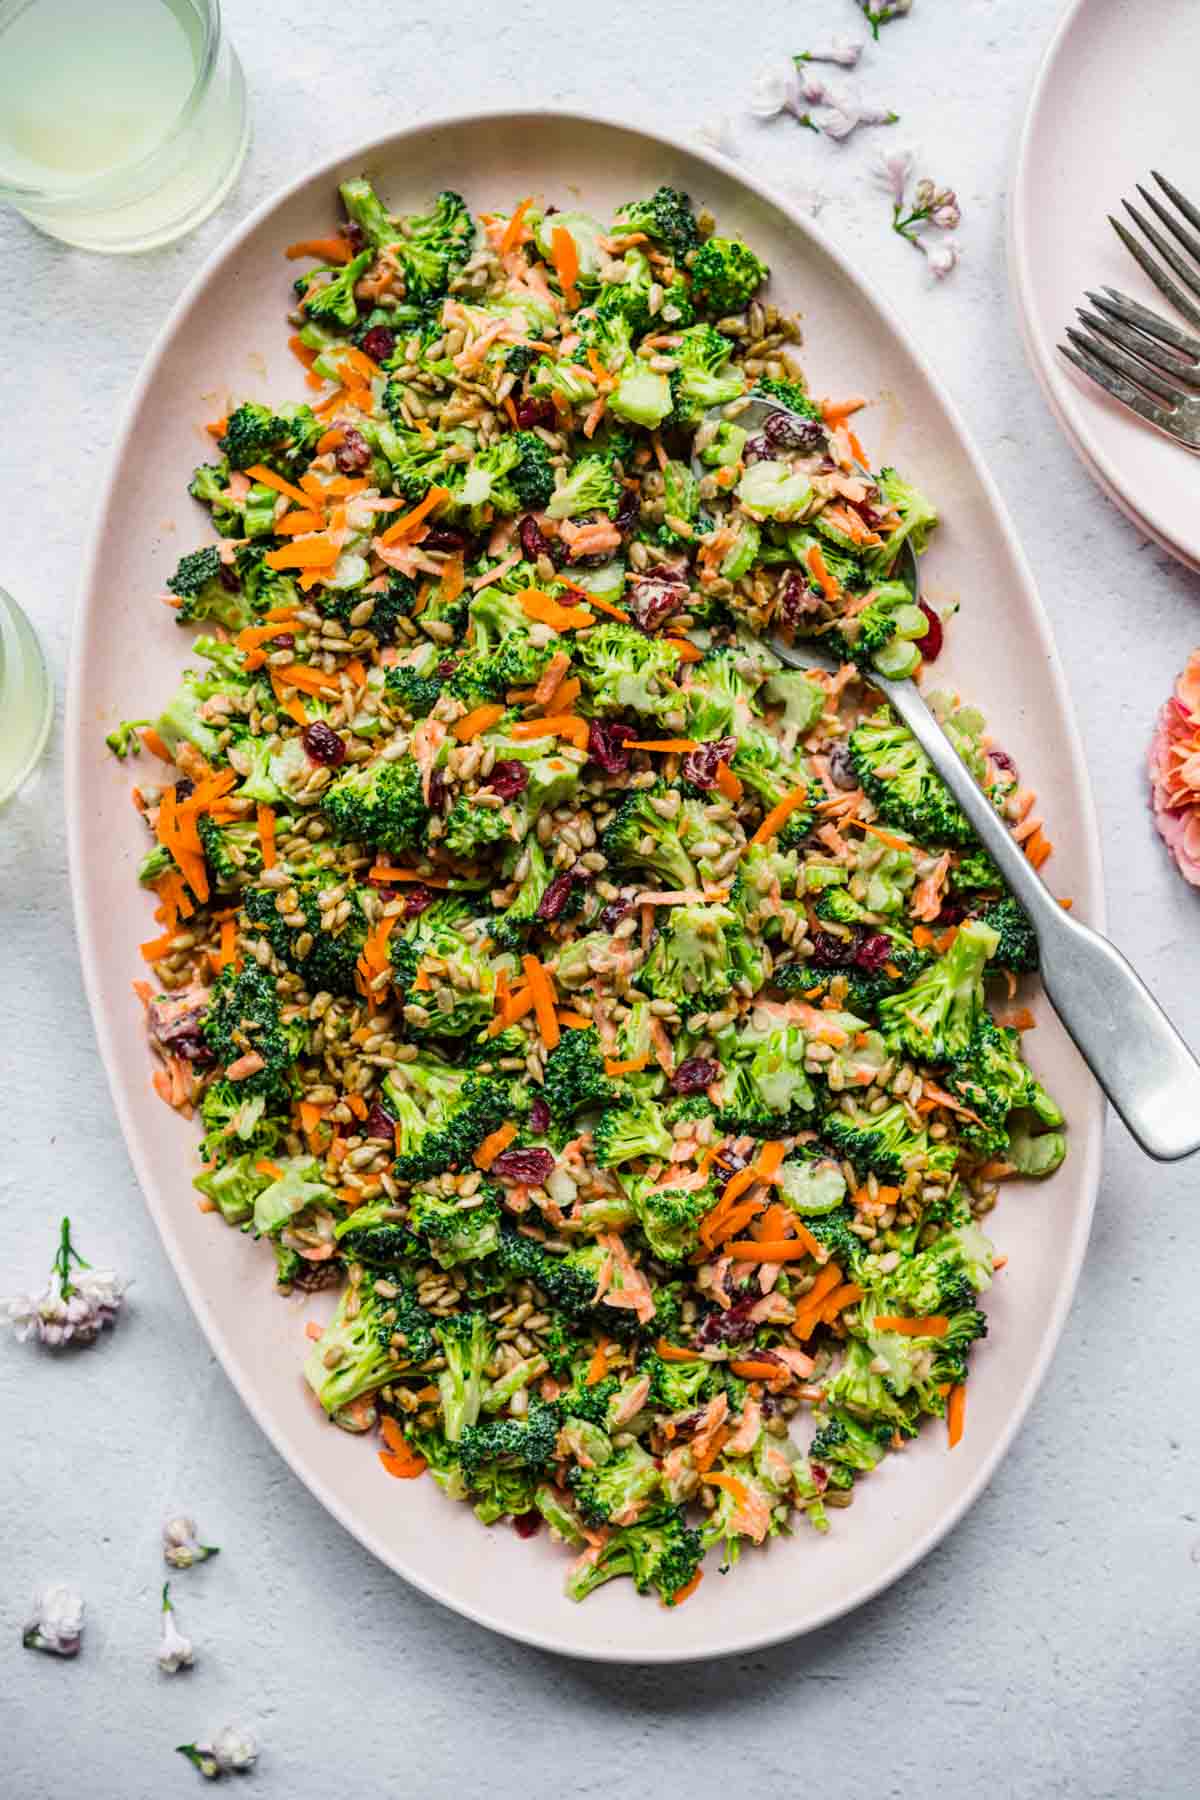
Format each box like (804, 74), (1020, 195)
(111, 177), (1067, 1609)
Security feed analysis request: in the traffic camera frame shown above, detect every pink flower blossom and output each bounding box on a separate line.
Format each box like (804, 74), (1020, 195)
(1149, 649), (1200, 885)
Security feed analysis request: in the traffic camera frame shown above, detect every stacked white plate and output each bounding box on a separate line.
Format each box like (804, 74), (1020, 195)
(1011, 0), (1200, 571)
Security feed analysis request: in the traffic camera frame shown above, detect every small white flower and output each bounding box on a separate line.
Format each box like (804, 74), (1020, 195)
(211, 1726), (258, 1774)
(158, 1585), (194, 1675)
(795, 66), (837, 108)
(2, 1220), (126, 1348)
(799, 37), (864, 69)
(855, 104), (900, 129)
(749, 65), (800, 120)
(817, 105), (860, 142)
(23, 1582), (84, 1657)
(163, 1514), (220, 1569)
(924, 238), (961, 279)
(871, 145), (915, 205)
(932, 195), (961, 231)
(697, 116), (739, 160)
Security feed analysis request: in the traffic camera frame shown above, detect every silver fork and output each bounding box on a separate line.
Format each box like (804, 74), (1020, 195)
(1059, 171), (1200, 446)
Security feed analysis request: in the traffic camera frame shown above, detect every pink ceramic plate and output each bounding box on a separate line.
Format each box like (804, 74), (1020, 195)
(1011, 0), (1200, 572)
(68, 110), (1104, 1661)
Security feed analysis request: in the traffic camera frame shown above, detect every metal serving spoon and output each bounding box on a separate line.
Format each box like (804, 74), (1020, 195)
(694, 401), (1200, 1160)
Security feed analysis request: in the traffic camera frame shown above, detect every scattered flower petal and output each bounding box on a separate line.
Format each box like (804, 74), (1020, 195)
(1149, 649), (1200, 885)
(871, 145), (916, 204)
(796, 38), (863, 69)
(818, 101), (899, 141)
(158, 1583), (194, 1674)
(23, 1583), (83, 1657)
(163, 1514), (221, 1569)
(859, 0), (912, 36)
(1, 1218), (126, 1348)
(177, 1728), (257, 1780)
(923, 238), (961, 279)
(749, 65), (808, 121)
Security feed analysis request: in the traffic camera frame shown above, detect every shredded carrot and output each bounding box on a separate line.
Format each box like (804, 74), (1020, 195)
(522, 954), (560, 1050)
(474, 1122), (518, 1170)
(485, 988), (535, 1035)
(715, 1165), (760, 1212)
(724, 1238), (818, 1263)
(378, 1445), (428, 1480)
(656, 1339), (703, 1363)
(344, 1093), (368, 1121)
(244, 463), (315, 512)
(604, 1053), (649, 1076)
(212, 917), (237, 971)
(729, 1359), (787, 1381)
(206, 416), (227, 437)
(585, 1339), (612, 1386)
(453, 703), (506, 742)
(140, 727), (173, 762)
(806, 543), (839, 600)
(256, 804), (277, 869)
(1026, 830), (1053, 869)
(285, 235), (352, 264)
(140, 930), (175, 962)
(947, 1382), (966, 1449)
(704, 1471), (750, 1506)
(625, 738), (700, 753)
(499, 197), (533, 257)
(316, 427), (345, 453)
(551, 223), (580, 307)
(873, 1315), (950, 1337)
(519, 588), (594, 630)
(367, 865), (452, 884)
(665, 636), (704, 663)
(556, 1009), (593, 1029)
(755, 1140), (787, 1184)
(582, 594), (631, 622)
(669, 1568), (704, 1607)
(264, 536), (339, 571)
(749, 787), (809, 847)
(378, 485), (451, 546)
(273, 663), (342, 696)
(440, 553), (465, 608)
(508, 714), (589, 749)
(818, 1282), (863, 1323)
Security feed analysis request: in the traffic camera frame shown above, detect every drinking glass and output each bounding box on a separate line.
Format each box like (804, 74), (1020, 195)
(0, 0), (248, 253)
(0, 587), (53, 805)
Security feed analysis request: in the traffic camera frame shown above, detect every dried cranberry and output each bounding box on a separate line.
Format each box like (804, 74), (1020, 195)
(217, 561), (240, 593)
(763, 410), (826, 453)
(988, 745), (1015, 774)
(854, 931), (893, 973)
(808, 933), (849, 968)
(334, 426), (371, 473)
(427, 768), (448, 814)
(917, 601), (943, 662)
(147, 997), (213, 1066)
(488, 760), (528, 800)
(681, 736), (736, 790)
(778, 569), (823, 625)
(423, 525), (469, 552)
(827, 740), (858, 790)
(601, 898), (633, 932)
(512, 1511), (541, 1539)
(516, 398), (556, 431)
(490, 1147), (556, 1186)
(537, 867), (582, 921)
(365, 1102), (396, 1140)
(358, 325), (395, 364)
(586, 719), (637, 774)
(302, 721), (347, 766)
(519, 512), (567, 567)
(614, 484), (641, 535)
(672, 1057), (720, 1095)
(403, 885), (437, 919)
(694, 1297), (758, 1348)
(436, 658), (457, 677)
(343, 220), (365, 254)
(172, 777), (194, 803)
(530, 1095), (551, 1134)
(626, 571), (689, 634)
(938, 900), (965, 925)
(271, 633), (295, 651)
(743, 433), (773, 464)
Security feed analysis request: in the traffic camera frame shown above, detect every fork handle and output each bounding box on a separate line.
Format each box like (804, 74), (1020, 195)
(877, 673), (1200, 1161)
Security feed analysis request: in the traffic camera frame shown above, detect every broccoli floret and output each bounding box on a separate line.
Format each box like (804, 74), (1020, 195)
(751, 376), (823, 422)
(541, 1028), (618, 1137)
(573, 622), (681, 722)
(342, 180), (475, 297)
(442, 795), (514, 860)
(876, 917), (998, 1063)
(298, 248), (372, 327)
(669, 323), (746, 427)
(105, 718), (151, 759)
(822, 1101), (958, 1184)
(410, 1187), (502, 1270)
(977, 894), (1039, 973)
(377, 420), (459, 501)
(683, 648), (761, 741)
(507, 430), (556, 512)
(592, 1095), (673, 1170)
(822, 1336), (920, 1439)
(383, 664), (445, 719)
(656, 458), (702, 551)
(494, 1229), (610, 1324)
(303, 1280), (408, 1425)
(601, 783), (698, 891)
(848, 709), (976, 847)
(729, 730), (813, 841)
(623, 1174), (715, 1264)
(824, 578), (931, 679)
(386, 1056), (513, 1184)
(873, 1221), (995, 1318)
(565, 1506), (705, 1605)
(714, 1022), (816, 1134)
(197, 1079), (287, 1169)
(321, 756), (429, 857)
(545, 451), (622, 521)
(434, 1311), (493, 1440)
(166, 546), (255, 631)
(195, 813), (263, 894)
(644, 1350), (713, 1412)
(187, 457), (277, 538)
(638, 900), (745, 1017)
(201, 963), (298, 1104)
(950, 848), (1004, 896)
(944, 1012), (1064, 1159)
(691, 236), (768, 316)
(568, 1442), (662, 1527)
(808, 1410), (889, 1486)
(491, 837), (552, 952)
(333, 1201), (424, 1270)
(612, 186), (702, 258)
(218, 400), (316, 475)
(392, 898), (499, 1035)
(457, 1397), (561, 1481)
(865, 467), (939, 578)
(241, 879), (368, 998)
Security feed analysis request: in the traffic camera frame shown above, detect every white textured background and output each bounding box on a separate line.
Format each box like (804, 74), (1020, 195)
(2, 2), (1199, 1794)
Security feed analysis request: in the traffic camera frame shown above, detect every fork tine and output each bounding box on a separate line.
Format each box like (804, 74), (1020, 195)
(1065, 325), (1187, 405)
(1092, 287), (1200, 360)
(1121, 200), (1200, 304)
(1058, 339), (1184, 438)
(1152, 171), (1200, 241)
(1135, 182), (1200, 276)
(1075, 306), (1200, 380)
(1109, 215), (1200, 330)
